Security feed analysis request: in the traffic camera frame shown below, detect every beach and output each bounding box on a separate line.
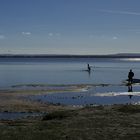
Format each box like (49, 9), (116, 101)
(0, 58), (140, 139)
(0, 84), (140, 139)
(1, 0), (140, 139)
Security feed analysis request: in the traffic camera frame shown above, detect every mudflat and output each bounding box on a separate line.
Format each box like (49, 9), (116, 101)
(0, 86), (140, 140)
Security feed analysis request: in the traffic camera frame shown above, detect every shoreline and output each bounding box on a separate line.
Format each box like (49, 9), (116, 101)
(0, 84), (140, 139)
(0, 84), (90, 113)
(0, 83), (140, 112)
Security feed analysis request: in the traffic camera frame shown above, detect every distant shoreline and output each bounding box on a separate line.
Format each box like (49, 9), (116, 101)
(1, 53), (140, 58)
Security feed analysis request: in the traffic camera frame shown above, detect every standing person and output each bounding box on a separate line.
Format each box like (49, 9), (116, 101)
(87, 64), (91, 72)
(128, 69), (134, 84)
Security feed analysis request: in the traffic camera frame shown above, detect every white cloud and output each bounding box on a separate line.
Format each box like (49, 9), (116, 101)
(88, 34), (118, 40)
(112, 36), (118, 40)
(99, 9), (140, 16)
(48, 33), (53, 37)
(22, 32), (31, 36)
(48, 32), (61, 39)
(0, 35), (5, 39)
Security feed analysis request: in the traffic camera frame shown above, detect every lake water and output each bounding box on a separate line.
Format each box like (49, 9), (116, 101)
(0, 112), (42, 120)
(0, 57), (140, 88)
(1, 57), (140, 105)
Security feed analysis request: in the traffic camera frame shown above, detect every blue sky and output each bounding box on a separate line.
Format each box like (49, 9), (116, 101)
(0, 0), (140, 54)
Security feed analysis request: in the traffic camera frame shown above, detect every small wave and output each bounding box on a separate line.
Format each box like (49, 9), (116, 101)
(94, 91), (140, 97)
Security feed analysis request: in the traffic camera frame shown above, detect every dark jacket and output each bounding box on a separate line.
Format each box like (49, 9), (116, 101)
(128, 71), (134, 79)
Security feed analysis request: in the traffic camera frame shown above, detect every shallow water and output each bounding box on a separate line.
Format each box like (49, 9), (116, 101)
(29, 85), (140, 105)
(0, 112), (41, 120)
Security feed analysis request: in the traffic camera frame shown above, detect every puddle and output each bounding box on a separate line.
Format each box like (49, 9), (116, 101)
(0, 112), (42, 120)
(29, 85), (140, 106)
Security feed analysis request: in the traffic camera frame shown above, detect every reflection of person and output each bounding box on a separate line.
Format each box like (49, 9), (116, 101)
(128, 84), (133, 99)
(128, 69), (134, 84)
(128, 94), (133, 99)
(128, 84), (133, 92)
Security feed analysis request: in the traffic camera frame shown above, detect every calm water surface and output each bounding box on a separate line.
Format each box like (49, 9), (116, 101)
(0, 58), (140, 88)
(1, 57), (140, 105)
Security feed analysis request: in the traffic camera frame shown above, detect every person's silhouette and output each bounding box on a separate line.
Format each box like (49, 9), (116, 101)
(87, 64), (91, 72)
(128, 69), (134, 84)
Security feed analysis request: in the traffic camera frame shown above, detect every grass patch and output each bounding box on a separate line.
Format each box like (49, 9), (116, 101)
(0, 105), (140, 140)
(117, 105), (140, 114)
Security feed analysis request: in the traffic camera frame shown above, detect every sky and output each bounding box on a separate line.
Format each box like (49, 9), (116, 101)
(0, 0), (140, 55)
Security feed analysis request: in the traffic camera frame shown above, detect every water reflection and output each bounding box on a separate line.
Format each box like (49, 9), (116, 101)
(87, 70), (91, 77)
(128, 83), (133, 99)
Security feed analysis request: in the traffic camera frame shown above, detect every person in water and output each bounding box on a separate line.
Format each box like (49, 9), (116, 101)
(87, 64), (91, 71)
(128, 69), (134, 84)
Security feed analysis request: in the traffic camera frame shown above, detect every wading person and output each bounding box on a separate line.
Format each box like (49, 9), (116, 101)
(87, 64), (91, 72)
(128, 69), (134, 84)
